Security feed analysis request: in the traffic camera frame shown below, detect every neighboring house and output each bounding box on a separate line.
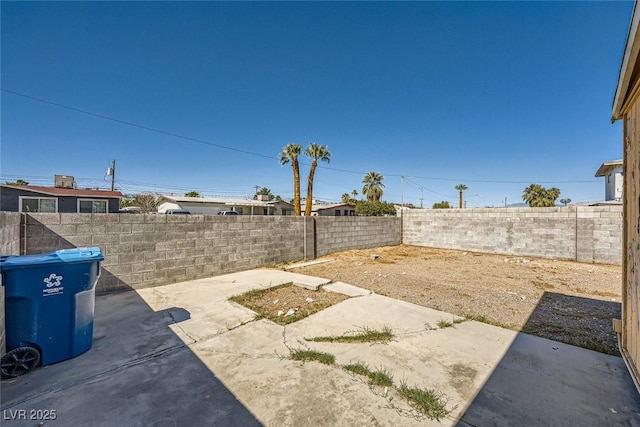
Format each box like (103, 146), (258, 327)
(311, 203), (355, 216)
(156, 195), (294, 215)
(0, 185), (122, 213)
(594, 159), (623, 202)
(611, 1), (640, 392)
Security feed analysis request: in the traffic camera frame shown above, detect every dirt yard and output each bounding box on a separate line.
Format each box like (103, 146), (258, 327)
(286, 245), (622, 356)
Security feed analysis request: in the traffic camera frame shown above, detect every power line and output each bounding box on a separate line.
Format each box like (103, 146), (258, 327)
(2, 88), (604, 185)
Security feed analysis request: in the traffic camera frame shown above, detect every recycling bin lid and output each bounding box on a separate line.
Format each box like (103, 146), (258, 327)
(0, 247), (104, 271)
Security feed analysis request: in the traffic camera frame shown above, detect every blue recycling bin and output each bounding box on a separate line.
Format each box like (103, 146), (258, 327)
(0, 247), (103, 378)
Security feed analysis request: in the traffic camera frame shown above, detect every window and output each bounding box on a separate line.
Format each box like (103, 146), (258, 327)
(334, 209), (341, 216)
(20, 197), (57, 213)
(78, 199), (108, 213)
(608, 174), (611, 183)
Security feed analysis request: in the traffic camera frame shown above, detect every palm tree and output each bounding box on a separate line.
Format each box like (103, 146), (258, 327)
(523, 184), (544, 207)
(351, 189), (358, 199)
(546, 188), (561, 206)
(522, 184), (561, 207)
(279, 143), (303, 215)
(362, 171), (385, 201)
(304, 143), (331, 216)
(455, 184), (468, 208)
(341, 193), (350, 204)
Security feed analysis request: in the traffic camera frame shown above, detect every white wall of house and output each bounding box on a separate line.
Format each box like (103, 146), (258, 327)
(604, 166), (624, 201)
(157, 200), (293, 215)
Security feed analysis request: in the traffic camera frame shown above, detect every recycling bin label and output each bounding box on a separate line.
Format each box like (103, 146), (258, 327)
(43, 273), (64, 296)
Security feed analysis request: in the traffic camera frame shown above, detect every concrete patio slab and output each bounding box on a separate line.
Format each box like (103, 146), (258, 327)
(323, 281), (373, 297)
(1, 269), (639, 427)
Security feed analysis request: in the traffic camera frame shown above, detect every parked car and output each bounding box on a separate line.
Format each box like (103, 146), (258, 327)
(164, 209), (191, 215)
(217, 211), (238, 215)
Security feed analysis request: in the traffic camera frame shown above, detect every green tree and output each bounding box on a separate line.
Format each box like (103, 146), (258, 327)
(304, 143), (331, 216)
(122, 193), (157, 213)
(279, 143), (303, 215)
(351, 189), (358, 198)
(253, 187), (275, 201)
(355, 200), (396, 216)
(5, 179), (28, 186)
(522, 184), (561, 207)
(362, 171), (385, 202)
(341, 193), (351, 204)
(184, 191), (200, 197)
(455, 184), (468, 208)
(432, 201), (451, 209)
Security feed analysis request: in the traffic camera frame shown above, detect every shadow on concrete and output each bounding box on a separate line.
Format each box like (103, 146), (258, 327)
(457, 291), (640, 426)
(2, 228), (262, 426)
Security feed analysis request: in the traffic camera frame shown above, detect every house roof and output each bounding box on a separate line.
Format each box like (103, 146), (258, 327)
(158, 195), (292, 207)
(595, 159), (624, 177)
(613, 3), (640, 120)
(1, 184), (123, 198)
(312, 203), (355, 212)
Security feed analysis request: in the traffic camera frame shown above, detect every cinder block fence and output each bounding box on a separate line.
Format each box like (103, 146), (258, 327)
(402, 206), (622, 265)
(15, 213), (401, 293)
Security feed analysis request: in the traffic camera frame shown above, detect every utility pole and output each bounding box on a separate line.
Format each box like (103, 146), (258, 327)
(107, 160), (116, 191)
(254, 185), (260, 195)
(419, 186), (424, 209)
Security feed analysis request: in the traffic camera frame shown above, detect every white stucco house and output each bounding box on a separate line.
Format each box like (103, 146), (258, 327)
(595, 159), (623, 202)
(156, 195), (294, 215)
(311, 203), (356, 216)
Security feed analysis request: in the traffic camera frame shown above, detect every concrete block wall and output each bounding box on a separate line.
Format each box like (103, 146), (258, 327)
(315, 217), (401, 257)
(402, 206), (622, 264)
(0, 211), (21, 356)
(24, 214), (307, 293)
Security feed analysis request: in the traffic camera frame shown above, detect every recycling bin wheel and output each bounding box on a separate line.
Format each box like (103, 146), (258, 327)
(1, 346), (41, 379)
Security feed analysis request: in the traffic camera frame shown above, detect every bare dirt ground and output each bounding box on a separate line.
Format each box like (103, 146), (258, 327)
(286, 245), (623, 356)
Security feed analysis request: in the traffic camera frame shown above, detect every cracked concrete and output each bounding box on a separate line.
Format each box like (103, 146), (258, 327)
(1, 269), (639, 426)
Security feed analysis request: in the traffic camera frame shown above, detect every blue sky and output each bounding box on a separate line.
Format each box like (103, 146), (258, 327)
(1, 1), (634, 207)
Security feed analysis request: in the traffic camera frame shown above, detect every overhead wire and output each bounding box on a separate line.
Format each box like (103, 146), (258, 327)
(2, 88), (602, 185)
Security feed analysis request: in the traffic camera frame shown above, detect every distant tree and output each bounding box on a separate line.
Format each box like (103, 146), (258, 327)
(184, 191), (200, 197)
(351, 189), (358, 198)
(455, 184), (468, 209)
(522, 184), (561, 207)
(341, 193), (351, 204)
(355, 201), (396, 216)
(560, 198), (571, 207)
(279, 143), (303, 215)
(5, 179), (28, 186)
(125, 193), (157, 213)
(304, 143), (331, 216)
(432, 201), (451, 209)
(253, 187), (275, 201)
(119, 196), (135, 209)
(362, 171), (385, 202)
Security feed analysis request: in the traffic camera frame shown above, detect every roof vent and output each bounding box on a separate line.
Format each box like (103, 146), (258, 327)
(54, 175), (76, 189)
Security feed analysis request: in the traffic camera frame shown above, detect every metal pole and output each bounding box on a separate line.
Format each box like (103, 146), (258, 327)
(110, 160), (116, 191)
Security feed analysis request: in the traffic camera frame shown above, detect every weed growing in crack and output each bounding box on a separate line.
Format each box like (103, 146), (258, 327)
(289, 349), (335, 365)
(305, 326), (393, 344)
(344, 362), (393, 387)
(436, 319), (453, 328)
(397, 380), (454, 421)
(437, 317), (467, 329)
